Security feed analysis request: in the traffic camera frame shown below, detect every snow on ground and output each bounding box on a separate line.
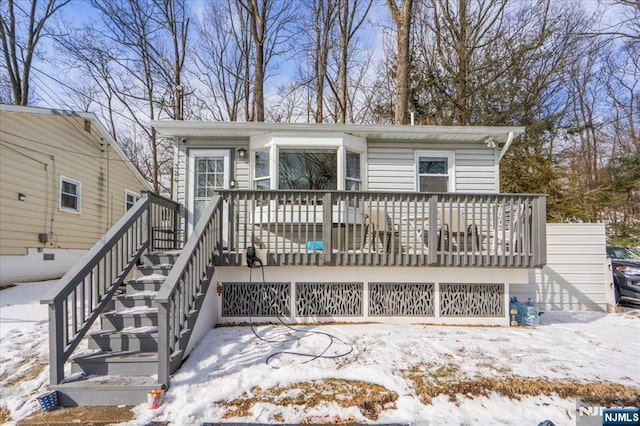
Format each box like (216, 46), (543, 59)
(1, 280), (639, 425)
(0, 280), (52, 421)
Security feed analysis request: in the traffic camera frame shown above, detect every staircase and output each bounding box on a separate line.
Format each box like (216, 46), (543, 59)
(55, 251), (180, 406)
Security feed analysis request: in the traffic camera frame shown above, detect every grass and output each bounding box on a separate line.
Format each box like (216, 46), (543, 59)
(0, 356), (48, 386)
(403, 361), (640, 407)
(217, 378), (398, 421)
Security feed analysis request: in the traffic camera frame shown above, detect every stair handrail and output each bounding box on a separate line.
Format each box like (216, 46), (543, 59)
(41, 191), (182, 386)
(156, 195), (223, 387)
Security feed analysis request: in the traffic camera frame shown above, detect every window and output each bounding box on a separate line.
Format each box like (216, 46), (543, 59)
(125, 190), (140, 211)
(249, 133), (366, 190)
(278, 149), (337, 190)
(196, 157), (225, 197)
(254, 150), (270, 189)
(346, 151), (361, 190)
(416, 153), (453, 192)
(59, 176), (81, 213)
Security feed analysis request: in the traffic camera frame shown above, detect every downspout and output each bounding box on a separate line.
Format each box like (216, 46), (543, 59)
(498, 131), (514, 162)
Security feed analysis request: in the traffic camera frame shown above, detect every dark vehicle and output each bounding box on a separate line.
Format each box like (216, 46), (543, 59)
(607, 246), (640, 304)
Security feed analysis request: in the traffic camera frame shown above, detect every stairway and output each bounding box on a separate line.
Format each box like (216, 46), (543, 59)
(55, 251), (180, 406)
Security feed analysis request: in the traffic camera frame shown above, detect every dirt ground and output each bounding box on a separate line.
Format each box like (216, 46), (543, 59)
(15, 406), (136, 426)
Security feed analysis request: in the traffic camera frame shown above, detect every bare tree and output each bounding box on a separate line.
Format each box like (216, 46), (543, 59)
(58, 0), (189, 193)
(386, 0), (413, 124)
(311, 0), (338, 123)
(238, 0), (295, 122)
(151, 0), (189, 120)
(192, 0), (252, 121)
(0, 0), (70, 105)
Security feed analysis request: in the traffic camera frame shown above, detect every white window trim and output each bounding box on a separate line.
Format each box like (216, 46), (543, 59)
(252, 149), (271, 189)
(125, 189), (141, 211)
(59, 175), (82, 213)
(248, 133), (366, 190)
(415, 151), (455, 192)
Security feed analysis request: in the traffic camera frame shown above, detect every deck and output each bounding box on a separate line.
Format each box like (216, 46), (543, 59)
(213, 190), (547, 268)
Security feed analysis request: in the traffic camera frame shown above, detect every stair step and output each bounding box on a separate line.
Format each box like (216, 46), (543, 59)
(137, 264), (173, 277)
(55, 375), (162, 406)
(126, 274), (166, 292)
(144, 251), (181, 266)
(101, 308), (157, 330)
(88, 327), (158, 352)
(115, 292), (157, 309)
(72, 351), (158, 376)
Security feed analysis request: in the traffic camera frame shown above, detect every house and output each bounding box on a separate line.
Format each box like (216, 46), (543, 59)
(0, 104), (152, 286)
(39, 121), (611, 406)
(159, 122), (543, 325)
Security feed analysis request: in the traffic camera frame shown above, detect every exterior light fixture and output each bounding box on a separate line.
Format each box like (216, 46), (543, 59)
(485, 137), (497, 149)
(18, 192), (26, 201)
(237, 148), (247, 159)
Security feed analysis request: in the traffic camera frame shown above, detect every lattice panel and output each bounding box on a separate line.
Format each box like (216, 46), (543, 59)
(296, 283), (363, 316)
(222, 282), (290, 317)
(369, 283), (435, 316)
(439, 283), (504, 317)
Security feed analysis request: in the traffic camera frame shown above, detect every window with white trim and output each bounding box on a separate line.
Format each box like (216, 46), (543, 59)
(254, 150), (270, 189)
(59, 176), (81, 213)
(346, 151), (361, 190)
(417, 153), (453, 192)
(125, 190), (140, 211)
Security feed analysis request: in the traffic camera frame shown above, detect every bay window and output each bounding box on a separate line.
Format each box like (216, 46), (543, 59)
(251, 133), (365, 190)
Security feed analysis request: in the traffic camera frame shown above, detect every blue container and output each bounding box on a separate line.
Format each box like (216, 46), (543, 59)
(521, 298), (539, 326)
(37, 391), (57, 412)
(509, 297), (523, 325)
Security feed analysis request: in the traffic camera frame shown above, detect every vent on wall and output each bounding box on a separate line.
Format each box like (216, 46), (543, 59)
(43, 253), (55, 261)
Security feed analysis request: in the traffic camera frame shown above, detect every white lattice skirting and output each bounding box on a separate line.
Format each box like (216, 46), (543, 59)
(220, 281), (507, 325)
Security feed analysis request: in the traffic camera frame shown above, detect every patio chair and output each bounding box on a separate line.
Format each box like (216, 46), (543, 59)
(438, 208), (479, 252)
(490, 203), (525, 254)
(362, 207), (398, 253)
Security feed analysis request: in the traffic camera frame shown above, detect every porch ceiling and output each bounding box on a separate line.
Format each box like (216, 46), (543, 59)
(152, 121), (525, 145)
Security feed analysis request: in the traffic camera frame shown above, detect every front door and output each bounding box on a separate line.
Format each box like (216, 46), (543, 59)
(188, 149), (230, 240)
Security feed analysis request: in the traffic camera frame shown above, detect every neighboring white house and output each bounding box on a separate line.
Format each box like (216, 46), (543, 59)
(0, 105), (152, 285)
(150, 121), (611, 326)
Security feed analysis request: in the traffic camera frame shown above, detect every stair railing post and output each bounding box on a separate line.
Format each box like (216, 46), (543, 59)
(48, 301), (65, 385)
(172, 203), (179, 249)
(157, 300), (171, 388)
(141, 191), (153, 251)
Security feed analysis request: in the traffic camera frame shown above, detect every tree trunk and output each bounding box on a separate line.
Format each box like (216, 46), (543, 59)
(387, 0), (413, 125)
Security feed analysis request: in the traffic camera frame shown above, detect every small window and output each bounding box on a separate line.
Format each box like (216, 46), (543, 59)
(417, 153), (453, 192)
(125, 190), (140, 211)
(59, 176), (81, 213)
(254, 150), (270, 189)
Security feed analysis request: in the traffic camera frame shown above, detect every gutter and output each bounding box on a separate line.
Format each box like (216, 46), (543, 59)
(499, 131), (514, 161)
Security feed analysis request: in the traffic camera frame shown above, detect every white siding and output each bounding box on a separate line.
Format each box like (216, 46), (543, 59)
(455, 149), (497, 192)
(367, 142), (498, 193)
(511, 223), (608, 312)
(175, 145), (187, 206)
(367, 148), (415, 191)
(234, 155), (250, 189)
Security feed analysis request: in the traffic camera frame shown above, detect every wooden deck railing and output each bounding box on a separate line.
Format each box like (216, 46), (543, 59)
(41, 192), (183, 385)
(215, 190), (546, 268)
